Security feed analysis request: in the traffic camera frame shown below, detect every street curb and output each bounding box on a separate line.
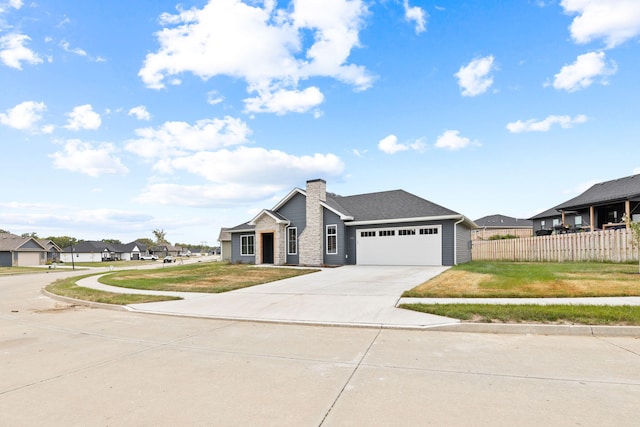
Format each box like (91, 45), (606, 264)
(427, 322), (640, 337)
(41, 289), (129, 312)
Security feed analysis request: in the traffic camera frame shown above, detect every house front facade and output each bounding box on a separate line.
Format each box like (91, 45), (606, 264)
(226, 179), (477, 267)
(0, 233), (47, 267)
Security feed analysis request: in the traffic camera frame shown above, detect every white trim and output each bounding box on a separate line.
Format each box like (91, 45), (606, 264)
(326, 224), (338, 255)
(271, 188), (306, 211)
(240, 234), (255, 256)
(287, 227), (298, 255)
(319, 201), (354, 221)
(248, 209), (291, 226)
(346, 215), (477, 228)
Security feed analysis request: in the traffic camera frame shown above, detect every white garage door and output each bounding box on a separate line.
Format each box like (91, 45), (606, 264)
(356, 225), (442, 266)
(17, 252), (41, 266)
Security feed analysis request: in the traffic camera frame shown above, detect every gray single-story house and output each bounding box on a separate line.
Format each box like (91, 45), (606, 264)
(225, 179), (477, 266)
(531, 173), (640, 233)
(60, 240), (149, 262)
(0, 233), (48, 267)
(472, 214), (533, 240)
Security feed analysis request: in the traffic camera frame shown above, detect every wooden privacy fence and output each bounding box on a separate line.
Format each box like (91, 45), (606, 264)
(472, 229), (639, 263)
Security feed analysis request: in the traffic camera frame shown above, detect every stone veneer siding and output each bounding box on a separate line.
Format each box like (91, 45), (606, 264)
(299, 179), (326, 265)
(253, 216), (286, 265)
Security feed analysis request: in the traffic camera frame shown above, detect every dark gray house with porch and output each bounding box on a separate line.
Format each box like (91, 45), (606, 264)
(530, 173), (640, 233)
(225, 179), (477, 266)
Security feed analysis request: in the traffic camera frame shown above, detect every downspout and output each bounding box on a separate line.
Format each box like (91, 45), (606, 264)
(453, 216), (465, 265)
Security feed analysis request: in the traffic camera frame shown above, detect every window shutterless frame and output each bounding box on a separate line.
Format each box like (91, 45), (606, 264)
(326, 224), (337, 254)
(240, 234), (255, 256)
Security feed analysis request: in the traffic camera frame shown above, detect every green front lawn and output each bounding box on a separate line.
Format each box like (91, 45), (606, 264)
(401, 261), (640, 325)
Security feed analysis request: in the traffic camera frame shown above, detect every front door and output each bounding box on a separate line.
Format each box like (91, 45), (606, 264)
(262, 233), (274, 264)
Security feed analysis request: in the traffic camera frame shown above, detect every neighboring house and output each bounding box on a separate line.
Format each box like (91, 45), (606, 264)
(0, 233), (47, 267)
(218, 227), (231, 262)
(530, 173), (640, 233)
(224, 179), (477, 267)
(60, 241), (121, 263)
(37, 239), (62, 263)
(119, 241), (147, 261)
(149, 244), (182, 258)
(60, 240), (149, 262)
(472, 214), (533, 240)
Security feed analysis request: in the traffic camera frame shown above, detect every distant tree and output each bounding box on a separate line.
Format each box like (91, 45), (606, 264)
(21, 232), (39, 238)
(0, 229), (11, 234)
(47, 236), (79, 249)
(135, 238), (155, 248)
(152, 229), (169, 244)
(102, 239), (122, 245)
(629, 222), (640, 273)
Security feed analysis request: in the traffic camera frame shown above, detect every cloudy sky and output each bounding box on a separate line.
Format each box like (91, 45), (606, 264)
(1, 0), (639, 245)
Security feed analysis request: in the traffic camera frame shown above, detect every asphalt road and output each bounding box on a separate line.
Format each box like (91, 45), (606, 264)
(1, 270), (639, 426)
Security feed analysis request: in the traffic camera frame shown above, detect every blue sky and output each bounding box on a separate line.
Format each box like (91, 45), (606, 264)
(1, 0), (639, 245)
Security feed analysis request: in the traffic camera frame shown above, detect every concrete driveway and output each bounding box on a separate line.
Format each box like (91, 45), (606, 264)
(79, 265), (459, 329)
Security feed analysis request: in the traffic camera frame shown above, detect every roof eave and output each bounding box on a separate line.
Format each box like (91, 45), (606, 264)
(345, 215), (478, 229)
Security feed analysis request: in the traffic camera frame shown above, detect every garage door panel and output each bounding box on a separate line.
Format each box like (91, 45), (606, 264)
(356, 226), (442, 266)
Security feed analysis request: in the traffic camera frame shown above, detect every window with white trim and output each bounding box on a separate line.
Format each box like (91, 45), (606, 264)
(326, 225), (337, 254)
(419, 227), (438, 235)
(240, 235), (255, 256)
(379, 230), (395, 236)
(287, 227), (297, 255)
(360, 231), (375, 237)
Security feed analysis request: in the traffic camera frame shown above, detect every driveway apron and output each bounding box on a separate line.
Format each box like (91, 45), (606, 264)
(98, 265), (459, 328)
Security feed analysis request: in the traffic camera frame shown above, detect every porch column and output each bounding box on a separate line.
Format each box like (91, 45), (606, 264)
(589, 206), (595, 231)
(561, 210), (566, 226)
(625, 200), (631, 228)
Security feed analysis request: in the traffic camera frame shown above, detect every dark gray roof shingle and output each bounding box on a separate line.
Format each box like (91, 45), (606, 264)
(555, 174), (640, 210)
(474, 214), (532, 228)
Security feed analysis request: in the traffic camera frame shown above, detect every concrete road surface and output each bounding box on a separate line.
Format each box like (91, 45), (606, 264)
(1, 271), (639, 426)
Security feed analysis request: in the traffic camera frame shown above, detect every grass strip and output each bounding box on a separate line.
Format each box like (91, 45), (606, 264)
(46, 274), (181, 305)
(400, 303), (640, 326)
(99, 263), (319, 293)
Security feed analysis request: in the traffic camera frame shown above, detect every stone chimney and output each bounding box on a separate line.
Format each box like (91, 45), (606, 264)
(299, 179), (326, 265)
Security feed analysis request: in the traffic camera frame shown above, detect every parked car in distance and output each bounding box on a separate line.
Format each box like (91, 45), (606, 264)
(163, 256), (174, 263)
(140, 255), (158, 260)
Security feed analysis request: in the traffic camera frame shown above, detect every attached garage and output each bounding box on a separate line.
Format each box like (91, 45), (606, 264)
(356, 225), (442, 266)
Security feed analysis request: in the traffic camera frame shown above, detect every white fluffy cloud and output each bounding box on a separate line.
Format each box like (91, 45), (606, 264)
(561, 0), (640, 48)
(64, 104), (102, 130)
(434, 130), (478, 151)
(0, 33), (42, 69)
(50, 139), (129, 177)
(377, 134), (425, 154)
(128, 105), (151, 121)
(403, 0), (427, 34)
(454, 55), (496, 97)
(552, 51), (616, 92)
(139, 0), (372, 115)
(135, 146), (344, 206)
(506, 114), (588, 133)
(125, 116), (251, 159)
(0, 100), (46, 131)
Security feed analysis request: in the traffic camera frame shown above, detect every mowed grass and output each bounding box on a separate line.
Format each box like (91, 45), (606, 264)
(98, 263), (319, 293)
(46, 263), (319, 305)
(403, 261), (640, 298)
(401, 261), (640, 325)
(401, 303), (640, 326)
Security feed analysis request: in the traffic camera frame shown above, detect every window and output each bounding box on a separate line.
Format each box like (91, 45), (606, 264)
(419, 227), (438, 235)
(541, 220), (546, 228)
(379, 230), (395, 237)
(552, 219), (560, 227)
(287, 227), (297, 255)
(360, 231), (375, 237)
(326, 225), (337, 254)
(398, 229), (416, 236)
(574, 216), (582, 226)
(240, 235), (255, 256)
